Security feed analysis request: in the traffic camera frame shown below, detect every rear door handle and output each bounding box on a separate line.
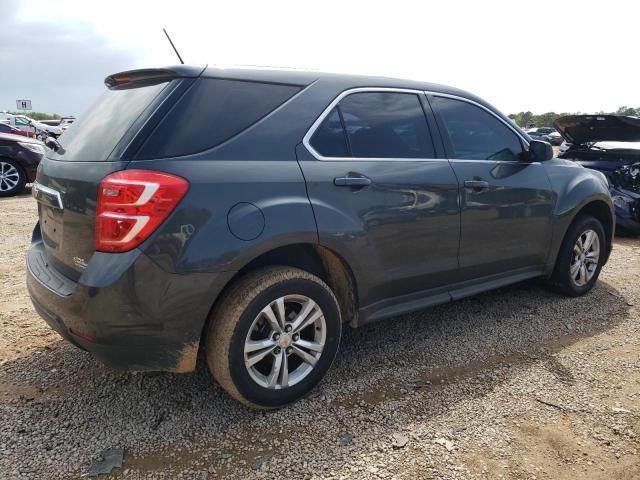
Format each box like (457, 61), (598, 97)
(463, 180), (489, 191)
(334, 175), (372, 187)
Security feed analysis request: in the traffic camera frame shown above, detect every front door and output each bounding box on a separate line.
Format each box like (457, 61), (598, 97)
(429, 94), (555, 282)
(298, 90), (461, 309)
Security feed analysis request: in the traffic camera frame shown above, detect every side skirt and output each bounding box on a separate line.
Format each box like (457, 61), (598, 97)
(356, 267), (544, 327)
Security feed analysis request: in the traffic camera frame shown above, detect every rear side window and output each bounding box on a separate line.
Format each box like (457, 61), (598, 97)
(48, 81), (169, 161)
(309, 107), (349, 157)
(432, 96), (524, 161)
(137, 78), (302, 158)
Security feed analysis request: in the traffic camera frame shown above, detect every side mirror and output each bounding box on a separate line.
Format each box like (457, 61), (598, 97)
(528, 139), (553, 162)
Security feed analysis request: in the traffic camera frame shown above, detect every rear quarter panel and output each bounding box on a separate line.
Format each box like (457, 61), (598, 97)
(134, 158), (317, 274)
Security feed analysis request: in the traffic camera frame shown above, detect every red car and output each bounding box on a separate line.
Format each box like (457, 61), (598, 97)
(0, 132), (44, 196)
(0, 122), (34, 138)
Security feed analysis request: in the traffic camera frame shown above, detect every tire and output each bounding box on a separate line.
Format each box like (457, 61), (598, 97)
(0, 159), (26, 197)
(205, 267), (342, 408)
(548, 215), (606, 296)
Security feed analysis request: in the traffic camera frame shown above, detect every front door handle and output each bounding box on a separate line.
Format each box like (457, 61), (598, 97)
(334, 175), (372, 187)
(463, 179), (489, 191)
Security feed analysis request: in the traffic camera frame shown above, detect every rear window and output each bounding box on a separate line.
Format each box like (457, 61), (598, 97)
(48, 81), (169, 161)
(136, 78), (302, 159)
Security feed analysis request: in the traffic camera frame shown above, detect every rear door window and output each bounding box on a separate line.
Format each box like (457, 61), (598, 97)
(432, 96), (525, 161)
(339, 92), (435, 159)
(136, 78), (302, 159)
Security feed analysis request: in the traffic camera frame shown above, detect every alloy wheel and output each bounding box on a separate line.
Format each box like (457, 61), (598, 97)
(244, 294), (326, 389)
(570, 229), (600, 287)
(0, 161), (20, 193)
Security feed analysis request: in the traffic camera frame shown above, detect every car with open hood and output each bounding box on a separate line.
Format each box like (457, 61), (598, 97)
(555, 115), (640, 234)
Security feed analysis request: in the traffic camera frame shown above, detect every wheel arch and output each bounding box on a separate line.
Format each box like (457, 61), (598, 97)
(199, 242), (359, 357)
(230, 242), (359, 326)
(548, 196), (614, 273)
(574, 199), (614, 250)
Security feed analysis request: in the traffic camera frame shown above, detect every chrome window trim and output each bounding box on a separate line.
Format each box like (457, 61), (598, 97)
(302, 87), (530, 162)
(302, 87), (442, 162)
(425, 91), (530, 147)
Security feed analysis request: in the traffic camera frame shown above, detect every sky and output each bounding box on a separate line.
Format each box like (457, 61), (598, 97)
(1, 0), (638, 117)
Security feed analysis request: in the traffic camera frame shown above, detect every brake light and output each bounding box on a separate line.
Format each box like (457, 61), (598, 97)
(95, 170), (189, 253)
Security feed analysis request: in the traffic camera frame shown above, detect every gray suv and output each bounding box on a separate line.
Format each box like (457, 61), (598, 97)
(27, 66), (614, 408)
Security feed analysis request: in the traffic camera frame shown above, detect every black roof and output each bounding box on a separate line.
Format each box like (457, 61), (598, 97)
(200, 65), (481, 102)
(108, 64), (492, 111)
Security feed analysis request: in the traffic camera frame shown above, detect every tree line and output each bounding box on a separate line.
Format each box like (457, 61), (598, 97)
(508, 106), (640, 128)
(7, 111), (62, 121)
(7, 106), (640, 128)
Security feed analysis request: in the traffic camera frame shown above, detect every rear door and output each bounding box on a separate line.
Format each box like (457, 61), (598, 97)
(429, 94), (555, 283)
(298, 89), (460, 309)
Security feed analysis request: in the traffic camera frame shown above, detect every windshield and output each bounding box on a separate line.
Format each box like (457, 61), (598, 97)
(48, 81), (169, 161)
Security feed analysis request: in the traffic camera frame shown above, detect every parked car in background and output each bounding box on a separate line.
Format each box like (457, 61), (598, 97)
(15, 115), (62, 140)
(526, 130), (551, 142)
(0, 122), (35, 138)
(27, 66), (614, 408)
(555, 115), (640, 234)
(40, 119), (61, 127)
(0, 113), (61, 139)
(0, 132), (44, 196)
(527, 127), (563, 145)
(547, 130), (563, 145)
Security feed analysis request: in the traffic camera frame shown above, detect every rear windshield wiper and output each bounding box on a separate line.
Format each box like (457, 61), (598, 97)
(45, 136), (65, 155)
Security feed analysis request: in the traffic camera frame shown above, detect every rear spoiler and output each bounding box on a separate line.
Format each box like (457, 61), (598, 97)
(104, 65), (206, 89)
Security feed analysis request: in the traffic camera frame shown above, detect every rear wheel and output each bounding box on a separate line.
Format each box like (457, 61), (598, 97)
(0, 159), (26, 197)
(549, 215), (606, 296)
(206, 267), (341, 408)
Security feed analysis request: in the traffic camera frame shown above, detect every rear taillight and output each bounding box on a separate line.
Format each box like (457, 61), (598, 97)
(95, 170), (189, 253)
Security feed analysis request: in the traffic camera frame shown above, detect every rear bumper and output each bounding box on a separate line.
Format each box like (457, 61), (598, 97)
(26, 230), (233, 372)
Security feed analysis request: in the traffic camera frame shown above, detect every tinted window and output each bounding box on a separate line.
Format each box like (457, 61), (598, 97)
(309, 107), (349, 157)
(48, 81), (169, 161)
(138, 78), (302, 159)
(339, 92), (434, 158)
(433, 97), (524, 161)
(0, 124), (11, 133)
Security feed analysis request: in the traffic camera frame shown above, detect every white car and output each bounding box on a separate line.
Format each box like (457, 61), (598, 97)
(15, 115), (62, 139)
(0, 113), (62, 138)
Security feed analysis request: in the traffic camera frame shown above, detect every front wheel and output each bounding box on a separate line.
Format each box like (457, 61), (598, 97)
(548, 215), (606, 296)
(206, 267), (342, 408)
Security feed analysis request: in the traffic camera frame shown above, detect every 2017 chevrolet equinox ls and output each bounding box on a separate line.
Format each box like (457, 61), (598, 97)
(27, 66), (614, 407)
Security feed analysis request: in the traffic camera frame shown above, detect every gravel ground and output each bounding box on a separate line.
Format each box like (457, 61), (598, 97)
(1, 188), (639, 480)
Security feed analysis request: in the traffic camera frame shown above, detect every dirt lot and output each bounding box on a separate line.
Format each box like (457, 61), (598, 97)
(1, 189), (639, 480)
